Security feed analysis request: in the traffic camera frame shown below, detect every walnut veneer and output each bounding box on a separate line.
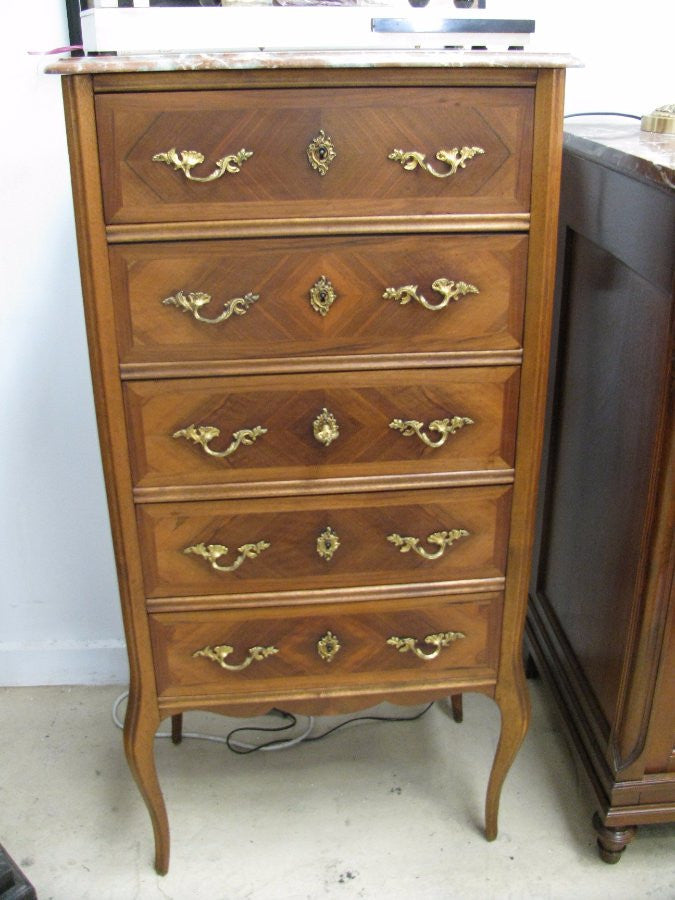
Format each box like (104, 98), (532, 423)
(57, 56), (567, 874)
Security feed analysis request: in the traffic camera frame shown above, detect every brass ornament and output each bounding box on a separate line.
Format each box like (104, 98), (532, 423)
(387, 529), (469, 561)
(173, 424), (267, 459)
(152, 147), (253, 182)
(162, 290), (258, 325)
(183, 540), (270, 573)
(383, 278), (479, 312)
(309, 275), (337, 317)
(193, 643), (278, 671)
(389, 416), (474, 449)
(313, 408), (340, 447)
(316, 526), (340, 562)
(388, 146), (484, 179)
(317, 631), (341, 663)
(386, 631), (466, 661)
(307, 129), (337, 176)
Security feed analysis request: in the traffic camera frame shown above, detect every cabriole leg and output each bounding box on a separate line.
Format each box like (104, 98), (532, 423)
(124, 694), (170, 875)
(484, 671), (530, 841)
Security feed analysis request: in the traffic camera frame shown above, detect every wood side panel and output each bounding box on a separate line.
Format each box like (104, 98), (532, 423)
(497, 68), (564, 685)
(111, 233), (528, 367)
(137, 485), (512, 599)
(96, 86), (534, 224)
(149, 592), (503, 700)
(124, 367), (520, 492)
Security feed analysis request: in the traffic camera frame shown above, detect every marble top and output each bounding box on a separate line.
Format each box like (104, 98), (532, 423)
(564, 120), (674, 193)
(46, 49), (577, 75)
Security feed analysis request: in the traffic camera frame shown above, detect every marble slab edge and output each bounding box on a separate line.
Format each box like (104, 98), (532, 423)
(564, 124), (675, 194)
(45, 49), (580, 75)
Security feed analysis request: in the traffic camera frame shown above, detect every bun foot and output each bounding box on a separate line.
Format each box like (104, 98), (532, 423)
(592, 812), (636, 863)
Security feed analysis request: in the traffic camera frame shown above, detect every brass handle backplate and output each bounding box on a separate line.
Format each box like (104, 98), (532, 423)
(387, 529), (469, 561)
(386, 631), (466, 661)
(162, 290), (258, 325)
(183, 540), (270, 573)
(173, 424), (267, 459)
(388, 146), (484, 178)
(389, 416), (474, 448)
(193, 643), (278, 671)
(152, 147), (253, 182)
(383, 278), (479, 311)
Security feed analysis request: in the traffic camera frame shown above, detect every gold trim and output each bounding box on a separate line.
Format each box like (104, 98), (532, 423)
(388, 146), (484, 178)
(389, 416), (474, 448)
(386, 631), (466, 661)
(317, 631), (341, 663)
(383, 278), (479, 311)
(313, 408), (340, 447)
(162, 290), (258, 324)
(309, 275), (337, 317)
(387, 529), (469, 560)
(193, 643), (278, 671)
(316, 526), (340, 561)
(307, 129), (337, 175)
(173, 424), (267, 458)
(183, 540), (270, 573)
(152, 147), (253, 182)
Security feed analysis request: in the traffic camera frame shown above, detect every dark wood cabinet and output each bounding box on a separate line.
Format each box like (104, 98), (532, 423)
(527, 122), (674, 862)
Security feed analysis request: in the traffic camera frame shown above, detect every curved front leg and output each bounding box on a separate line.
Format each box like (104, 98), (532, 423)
(124, 692), (170, 875)
(485, 666), (530, 841)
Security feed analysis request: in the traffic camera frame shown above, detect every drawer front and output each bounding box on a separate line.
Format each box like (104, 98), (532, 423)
(126, 367), (519, 494)
(112, 234), (528, 370)
(137, 486), (511, 599)
(149, 592), (503, 700)
(96, 87), (534, 225)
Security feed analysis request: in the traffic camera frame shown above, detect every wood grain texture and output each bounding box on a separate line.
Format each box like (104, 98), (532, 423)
(138, 486), (511, 600)
(125, 367), (519, 495)
(96, 86), (534, 224)
(149, 591), (502, 701)
(111, 233), (528, 368)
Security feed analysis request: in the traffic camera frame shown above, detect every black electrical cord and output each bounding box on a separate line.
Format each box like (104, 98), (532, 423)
(225, 703), (434, 755)
(564, 112), (640, 120)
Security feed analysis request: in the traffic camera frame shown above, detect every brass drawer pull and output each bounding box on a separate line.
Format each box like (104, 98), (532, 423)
(162, 290), (258, 325)
(152, 147), (253, 182)
(390, 416), (474, 448)
(173, 424), (267, 459)
(193, 642), (278, 671)
(387, 528), (469, 560)
(388, 146), (484, 179)
(383, 278), (479, 312)
(183, 540), (270, 573)
(386, 631), (466, 661)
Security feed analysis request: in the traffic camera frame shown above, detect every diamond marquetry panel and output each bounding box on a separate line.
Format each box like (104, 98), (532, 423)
(149, 591), (502, 699)
(111, 233), (528, 371)
(96, 87), (534, 224)
(125, 367), (519, 495)
(137, 486), (511, 599)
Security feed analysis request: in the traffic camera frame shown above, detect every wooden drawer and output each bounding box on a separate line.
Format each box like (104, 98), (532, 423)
(126, 367), (519, 498)
(112, 234), (528, 373)
(149, 592), (503, 701)
(96, 86), (534, 225)
(137, 486), (511, 599)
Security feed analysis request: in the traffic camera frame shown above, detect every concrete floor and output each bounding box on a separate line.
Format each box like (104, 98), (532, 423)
(0, 682), (672, 900)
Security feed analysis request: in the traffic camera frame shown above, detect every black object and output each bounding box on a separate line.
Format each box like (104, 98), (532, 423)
(0, 845), (37, 900)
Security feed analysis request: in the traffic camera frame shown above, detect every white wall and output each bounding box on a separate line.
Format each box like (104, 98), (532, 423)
(0, 1), (671, 686)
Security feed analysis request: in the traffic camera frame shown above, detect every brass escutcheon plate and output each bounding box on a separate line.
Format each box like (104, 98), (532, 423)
(316, 526), (340, 561)
(317, 631), (341, 663)
(307, 129), (336, 176)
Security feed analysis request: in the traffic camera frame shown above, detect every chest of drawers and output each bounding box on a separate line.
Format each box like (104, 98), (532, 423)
(52, 52), (569, 874)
